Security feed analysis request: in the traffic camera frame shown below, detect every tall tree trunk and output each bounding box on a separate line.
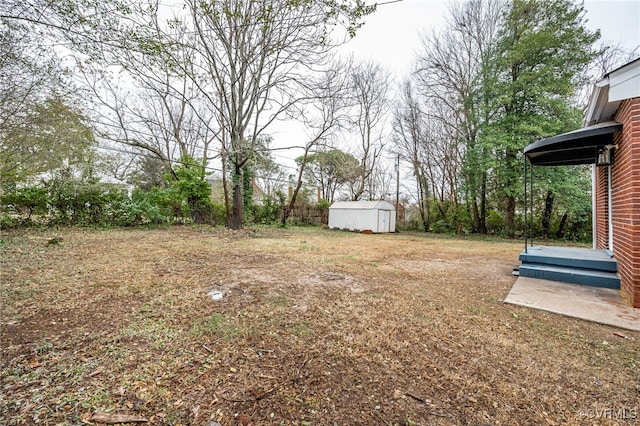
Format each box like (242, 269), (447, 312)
(417, 170), (429, 232)
(465, 169), (480, 233)
(556, 212), (568, 239)
(478, 175), (487, 234)
(230, 166), (243, 230)
(504, 148), (517, 234)
(504, 194), (515, 234)
(221, 151), (231, 227)
(282, 147), (311, 226)
(471, 199), (481, 233)
(542, 190), (554, 238)
(468, 201), (477, 232)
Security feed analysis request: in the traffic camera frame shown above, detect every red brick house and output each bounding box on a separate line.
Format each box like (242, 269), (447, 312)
(520, 58), (640, 307)
(588, 58), (640, 307)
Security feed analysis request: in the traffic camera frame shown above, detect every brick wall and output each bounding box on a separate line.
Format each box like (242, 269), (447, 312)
(608, 97), (640, 307)
(595, 165), (609, 250)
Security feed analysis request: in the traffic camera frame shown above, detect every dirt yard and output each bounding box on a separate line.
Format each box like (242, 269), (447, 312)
(1, 226), (639, 425)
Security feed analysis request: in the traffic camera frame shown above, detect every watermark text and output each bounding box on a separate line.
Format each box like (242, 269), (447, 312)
(578, 407), (637, 420)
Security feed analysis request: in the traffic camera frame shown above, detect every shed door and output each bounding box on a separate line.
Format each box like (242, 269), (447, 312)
(377, 210), (390, 233)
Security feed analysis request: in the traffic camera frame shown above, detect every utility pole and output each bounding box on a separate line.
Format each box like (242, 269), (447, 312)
(395, 154), (400, 231)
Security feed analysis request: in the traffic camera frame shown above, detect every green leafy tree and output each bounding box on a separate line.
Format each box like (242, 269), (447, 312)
(129, 156), (169, 191)
(0, 2), (92, 188)
(168, 155), (214, 224)
(486, 0), (599, 233)
(1, 96), (96, 186)
(300, 149), (361, 203)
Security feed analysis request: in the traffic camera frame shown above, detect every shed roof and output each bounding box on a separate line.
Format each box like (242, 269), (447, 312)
(329, 200), (394, 210)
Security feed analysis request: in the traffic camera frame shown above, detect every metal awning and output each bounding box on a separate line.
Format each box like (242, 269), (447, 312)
(524, 121), (622, 166)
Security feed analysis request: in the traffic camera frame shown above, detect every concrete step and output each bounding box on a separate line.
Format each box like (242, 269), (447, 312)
(518, 264), (620, 289)
(519, 247), (617, 273)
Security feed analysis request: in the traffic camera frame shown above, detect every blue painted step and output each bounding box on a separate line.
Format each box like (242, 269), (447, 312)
(519, 247), (617, 272)
(519, 264), (620, 289)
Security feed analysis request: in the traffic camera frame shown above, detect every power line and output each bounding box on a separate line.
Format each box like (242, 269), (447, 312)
(95, 143), (295, 185)
(376, 0), (406, 5)
(96, 144), (221, 173)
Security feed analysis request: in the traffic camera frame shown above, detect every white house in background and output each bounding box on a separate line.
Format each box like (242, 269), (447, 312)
(328, 200), (396, 233)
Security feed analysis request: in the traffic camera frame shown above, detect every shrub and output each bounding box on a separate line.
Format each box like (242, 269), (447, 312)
(0, 186), (49, 225)
(209, 202), (227, 226)
(254, 193), (285, 225)
(431, 219), (452, 233)
(316, 199), (331, 210)
(168, 155), (215, 224)
(0, 214), (17, 229)
(486, 209), (505, 234)
(113, 190), (167, 226)
(46, 172), (130, 226)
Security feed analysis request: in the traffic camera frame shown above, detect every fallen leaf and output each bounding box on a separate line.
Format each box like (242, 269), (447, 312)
(90, 413), (148, 424)
(28, 357), (41, 368)
(89, 367), (104, 378)
(237, 414), (251, 425)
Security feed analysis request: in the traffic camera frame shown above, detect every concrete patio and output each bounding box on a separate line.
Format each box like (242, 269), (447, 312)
(505, 276), (640, 332)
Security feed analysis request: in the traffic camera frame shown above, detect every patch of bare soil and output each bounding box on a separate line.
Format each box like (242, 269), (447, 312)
(1, 227), (639, 425)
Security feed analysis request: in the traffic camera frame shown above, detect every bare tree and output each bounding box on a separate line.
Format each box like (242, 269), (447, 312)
(4, 0), (374, 228)
(366, 160), (394, 201)
(413, 0), (504, 233)
(346, 60), (390, 201)
(282, 63), (352, 225)
(180, 0), (373, 229)
(392, 80), (431, 230)
(78, 11), (220, 179)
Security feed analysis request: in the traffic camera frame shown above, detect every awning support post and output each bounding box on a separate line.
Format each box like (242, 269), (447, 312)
(524, 155), (528, 253)
(530, 162), (534, 248)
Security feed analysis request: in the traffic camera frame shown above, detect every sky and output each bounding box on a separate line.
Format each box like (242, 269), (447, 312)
(340, 0), (640, 77)
(269, 0), (640, 172)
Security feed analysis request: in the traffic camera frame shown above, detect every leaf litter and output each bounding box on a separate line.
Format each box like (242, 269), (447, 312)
(1, 227), (639, 425)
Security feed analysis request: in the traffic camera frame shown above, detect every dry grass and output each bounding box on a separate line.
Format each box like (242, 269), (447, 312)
(1, 226), (638, 425)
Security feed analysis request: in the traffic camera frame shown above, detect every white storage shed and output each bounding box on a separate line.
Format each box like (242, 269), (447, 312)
(328, 200), (396, 233)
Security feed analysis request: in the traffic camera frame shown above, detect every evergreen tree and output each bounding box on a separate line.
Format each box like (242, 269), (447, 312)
(486, 0), (599, 233)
